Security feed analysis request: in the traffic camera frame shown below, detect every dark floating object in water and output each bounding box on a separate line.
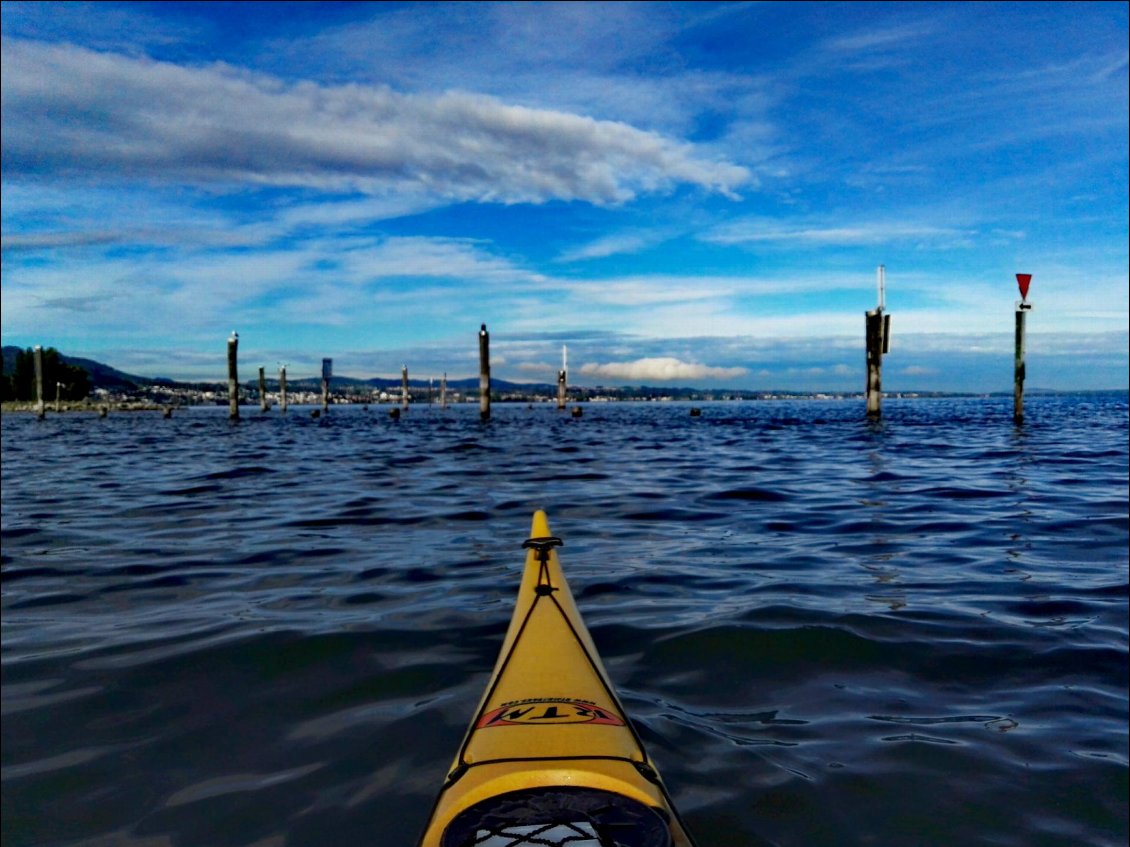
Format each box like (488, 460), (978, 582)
(311, 409), (320, 419)
(690, 407), (702, 417)
(571, 406), (583, 418)
(163, 408), (173, 419)
(389, 408), (401, 420)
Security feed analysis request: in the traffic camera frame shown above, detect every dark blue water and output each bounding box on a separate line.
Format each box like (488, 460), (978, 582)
(2, 395), (1127, 847)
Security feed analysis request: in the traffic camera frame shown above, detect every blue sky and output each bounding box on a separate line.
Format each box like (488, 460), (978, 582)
(2, 1), (1127, 391)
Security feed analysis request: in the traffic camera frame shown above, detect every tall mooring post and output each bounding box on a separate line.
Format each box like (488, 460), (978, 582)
(1014, 274), (1033, 425)
(33, 345), (45, 419)
(865, 266), (892, 420)
(479, 324), (491, 421)
(258, 367), (269, 412)
(440, 372), (448, 410)
(401, 365), (410, 410)
(321, 358), (333, 413)
(227, 332), (240, 420)
(557, 345), (568, 410)
(279, 365), (288, 413)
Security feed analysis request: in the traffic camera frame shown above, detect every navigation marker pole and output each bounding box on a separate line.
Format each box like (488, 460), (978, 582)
(227, 332), (240, 421)
(279, 364), (288, 414)
(401, 365), (410, 411)
(479, 324), (491, 421)
(1014, 274), (1033, 425)
(441, 372), (448, 410)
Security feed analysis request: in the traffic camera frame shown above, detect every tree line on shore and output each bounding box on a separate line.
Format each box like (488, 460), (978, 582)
(0, 347), (91, 402)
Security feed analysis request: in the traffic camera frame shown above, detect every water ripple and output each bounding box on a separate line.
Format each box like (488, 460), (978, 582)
(2, 395), (1127, 847)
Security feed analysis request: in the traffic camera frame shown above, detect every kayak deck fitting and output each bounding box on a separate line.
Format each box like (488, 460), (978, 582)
(418, 510), (695, 847)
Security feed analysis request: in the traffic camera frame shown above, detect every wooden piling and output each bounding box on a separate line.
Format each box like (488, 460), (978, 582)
(557, 345), (567, 410)
(227, 333), (239, 420)
(34, 345), (45, 418)
(479, 324), (490, 421)
(401, 365), (409, 410)
(865, 265), (890, 420)
(279, 366), (288, 413)
(55, 382), (62, 413)
(321, 358), (332, 413)
(865, 308), (884, 419)
(259, 367), (269, 412)
(440, 373), (448, 410)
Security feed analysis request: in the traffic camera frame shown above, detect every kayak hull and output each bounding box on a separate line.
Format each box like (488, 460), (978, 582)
(418, 510), (694, 846)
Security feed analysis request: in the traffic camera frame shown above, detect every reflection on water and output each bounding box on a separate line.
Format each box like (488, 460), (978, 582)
(2, 395), (1127, 847)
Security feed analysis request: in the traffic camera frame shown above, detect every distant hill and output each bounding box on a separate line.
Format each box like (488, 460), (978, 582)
(0, 346), (556, 394)
(283, 374), (556, 394)
(2, 345), (150, 391)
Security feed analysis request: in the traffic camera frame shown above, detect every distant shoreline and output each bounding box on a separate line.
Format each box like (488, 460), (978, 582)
(4, 390), (1126, 416)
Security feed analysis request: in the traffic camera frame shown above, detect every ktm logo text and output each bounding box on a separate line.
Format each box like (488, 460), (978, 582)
(477, 698), (625, 727)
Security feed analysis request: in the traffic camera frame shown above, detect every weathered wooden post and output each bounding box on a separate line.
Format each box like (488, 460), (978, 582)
(34, 345), (45, 418)
(865, 266), (891, 420)
(55, 381), (63, 413)
(279, 365), (288, 413)
(1014, 274), (1033, 425)
(557, 345), (568, 410)
(479, 324), (491, 421)
(227, 332), (239, 420)
(401, 365), (409, 410)
(321, 358), (332, 413)
(258, 367), (269, 412)
(440, 372), (448, 410)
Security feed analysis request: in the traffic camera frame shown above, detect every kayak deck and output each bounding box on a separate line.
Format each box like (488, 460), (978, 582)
(418, 511), (695, 847)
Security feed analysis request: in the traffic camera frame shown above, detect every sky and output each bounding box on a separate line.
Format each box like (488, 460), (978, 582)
(1, 1), (1127, 392)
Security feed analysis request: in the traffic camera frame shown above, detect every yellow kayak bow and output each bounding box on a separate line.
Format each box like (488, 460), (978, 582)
(418, 510), (696, 847)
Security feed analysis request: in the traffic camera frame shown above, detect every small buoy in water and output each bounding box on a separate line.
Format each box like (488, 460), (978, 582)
(389, 408), (401, 420)
(311, 409), (320, 419)
(163, 408), (173, 418)
(690, 407), (702, 417)
(571, 406), (583, 418)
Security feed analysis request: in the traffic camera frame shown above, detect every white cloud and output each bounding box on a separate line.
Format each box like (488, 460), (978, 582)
(703, 218), (973, 247)
(556, 232), (667, 263)
(579, 357), (748, 382)
(901, 365), (938, 376)
(1, 38), (750, 205)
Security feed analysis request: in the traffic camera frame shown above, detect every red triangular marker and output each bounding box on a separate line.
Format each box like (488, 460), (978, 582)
(1016, 273), (1032, 300)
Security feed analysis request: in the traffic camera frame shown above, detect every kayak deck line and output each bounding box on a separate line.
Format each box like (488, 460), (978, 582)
(417, 510), (696, 847)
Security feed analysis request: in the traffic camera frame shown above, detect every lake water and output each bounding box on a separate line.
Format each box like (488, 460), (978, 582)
(2, 395), (1127, 847)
